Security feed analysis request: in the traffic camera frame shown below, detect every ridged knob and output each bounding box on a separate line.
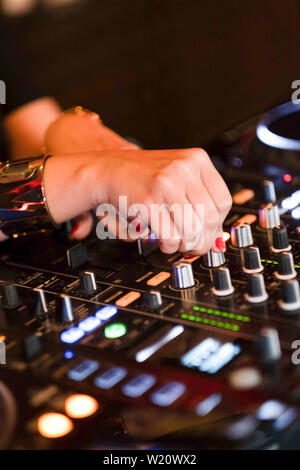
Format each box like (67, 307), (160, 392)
(245, 274), (268, 303)
(272, 226), (291, 253)
(275, 252), (296, 280)
(79, 271), (97, 293)
(263, 180), (276, 204)
(57, 294), (74, 323)
(212, 267), (234, 296)
(257, 327), (281, 364)
(172, 261), (195, 289)
(259, 203), (280, 229)
(33, 288), (48, 316)
(143, 289), (162, 309)
(243, 246), (263, 273)
(231, 222), (253, 248)
(278, 279), (300, 312)
(202, 250), (226, 268)
(0, 281), (20, 309)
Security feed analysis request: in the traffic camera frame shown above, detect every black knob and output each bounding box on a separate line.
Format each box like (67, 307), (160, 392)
(212, 267), (234, 296)
(57, 294), (74, 323)
(257, 327), (281, 364)
(33, 288), (48, 316)
(272, 226), (291, 253)
(275, 252), (296, 280)
(243, 246), (263, 273)
(79, 271), (97, 294)
(278, 279), (300, 312)
(0, 281), (20, 309)
(245, 274), (268, 303)
(143, 289), (162, 309)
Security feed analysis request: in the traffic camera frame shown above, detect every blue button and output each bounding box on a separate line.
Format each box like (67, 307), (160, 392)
(150, 381), (186, 407)
(78, 316), (101, 333)
(122, 374), (156, 398)
(95, 305), (118, 321)
(94, 367), (127, 390)
(60, 327), (85, 344)
(67, 359), (99, 382)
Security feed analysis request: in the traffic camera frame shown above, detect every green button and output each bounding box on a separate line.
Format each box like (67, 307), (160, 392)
(104, 323), (127, 339)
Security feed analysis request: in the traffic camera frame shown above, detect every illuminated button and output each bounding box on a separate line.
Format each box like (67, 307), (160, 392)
(236, 214), (257, 225)
(104, 323), (127, 339)
(257, 400), (287, 421)
(65, 394), (98, 419)
(60, 327), (85, 344)
(178, 255), (200, 264)
(122, 374), (156, 398)
(115, 291), (141, 307)
(229, 367), (262, 390)
(37, 412), (73, 439)
(94, 367), (127, 389)
(78, 316), (101, 333)
(196, 393), (222, 416)
(233, 189), (255, 205)
(64, 350), (74, 360)
(147, 271), (171, 286)
(150, 381), (186, 407)
(67, 359), (99, 382)
(96, 305), (118, 321)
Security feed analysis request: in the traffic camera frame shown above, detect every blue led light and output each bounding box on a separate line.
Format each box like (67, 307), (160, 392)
(94, 367), (127, 390)
(78, 316), (101, 333)
(122, 374), (156, 398)
(150, 381), (186, 407)
(64, 350), (74, 360)
(67, 359), (99, 382)
(292, 206), (300, 220)
(196, 393), (222, 416)
(95, 305), (118, 321)
(60, 327), (85, 344)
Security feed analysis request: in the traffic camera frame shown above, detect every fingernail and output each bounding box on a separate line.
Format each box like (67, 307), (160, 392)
(70, 222), (79, 238)
(213, 236), (226, 253)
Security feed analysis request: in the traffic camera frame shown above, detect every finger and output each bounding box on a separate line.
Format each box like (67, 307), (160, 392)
(70, 212), (94, 240)
(199, 151), (232, 222)
(186, 184), (219, 255)
(144, 199), (181, 254)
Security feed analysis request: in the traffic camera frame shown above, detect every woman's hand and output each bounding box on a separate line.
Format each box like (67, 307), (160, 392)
(44, 108), (139, 240)
(43, 147), (232, 255)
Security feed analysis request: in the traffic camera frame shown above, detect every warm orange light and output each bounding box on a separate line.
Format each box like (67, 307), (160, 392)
(37, 412), (73, 438)
(233, 189), (255, 205)
(0, 335), (6, 343)
(222, 232), (231, 242)
(65, 394), (99, 419)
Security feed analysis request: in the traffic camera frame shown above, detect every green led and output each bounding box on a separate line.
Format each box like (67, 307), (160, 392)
(295, 265), (300, 269)
(104, 322), (127, 339)
(192, 306), (200, 311)
(221, 312), (228, 318)
(207, 309), (213, 314)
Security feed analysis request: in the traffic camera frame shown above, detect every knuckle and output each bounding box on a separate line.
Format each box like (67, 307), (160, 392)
(205, 208), (219, 229)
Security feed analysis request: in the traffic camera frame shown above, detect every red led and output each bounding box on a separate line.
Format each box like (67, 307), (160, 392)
(283, 174), (292, 183)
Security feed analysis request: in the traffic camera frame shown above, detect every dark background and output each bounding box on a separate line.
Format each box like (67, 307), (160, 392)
(3, 0), (300, 148)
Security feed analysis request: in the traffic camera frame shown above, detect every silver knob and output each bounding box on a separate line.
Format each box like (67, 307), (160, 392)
(173, 261), (195, 289)
(263, 180), (276, 204)
(257, 327), (281, 364)
(202, 250), (225, 268)
(259, 203), (280, 229)
(58, 294), (74, 323)
(231, 222), (253, 248)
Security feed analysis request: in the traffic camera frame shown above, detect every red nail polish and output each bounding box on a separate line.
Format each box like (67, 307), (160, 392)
(215, 236), (226, 252)
(70, 223), (79, 236)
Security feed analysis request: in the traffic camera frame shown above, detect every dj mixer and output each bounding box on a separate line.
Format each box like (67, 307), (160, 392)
(0, 102), (299, 450)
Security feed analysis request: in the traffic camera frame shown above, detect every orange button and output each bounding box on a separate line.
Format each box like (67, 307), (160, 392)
(37, 412), (73, 439)
(236, 214), (257, 225)
(116, 291), (141, 307)
(178, 255), (200, 263)
(233, 189), (255, 205)
(147, 271), (171, 286)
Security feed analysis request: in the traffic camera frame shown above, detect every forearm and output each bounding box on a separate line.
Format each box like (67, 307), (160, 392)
(4, 97), (61, 160)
